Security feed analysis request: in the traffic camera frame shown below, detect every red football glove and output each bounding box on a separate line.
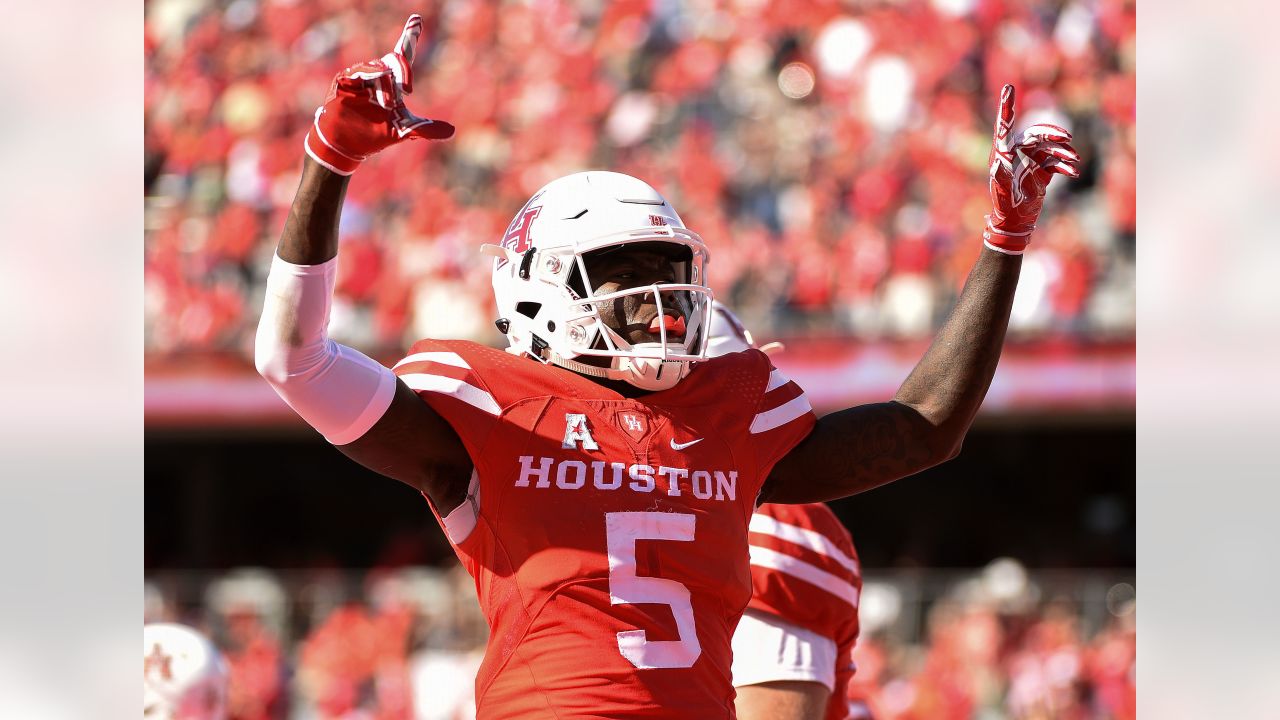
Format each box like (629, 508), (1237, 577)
(984, 84), (1080, 254)
(304, 14), (455, 176)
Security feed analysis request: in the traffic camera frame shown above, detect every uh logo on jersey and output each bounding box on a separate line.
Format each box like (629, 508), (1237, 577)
(513, 413), (739, 502)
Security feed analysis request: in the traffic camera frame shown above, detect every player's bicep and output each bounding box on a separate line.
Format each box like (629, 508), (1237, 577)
(762, 401), (950, 504)
(336, 377), (472, 514)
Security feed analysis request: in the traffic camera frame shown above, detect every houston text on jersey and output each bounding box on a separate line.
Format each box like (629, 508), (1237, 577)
(515, 455), (738, 501)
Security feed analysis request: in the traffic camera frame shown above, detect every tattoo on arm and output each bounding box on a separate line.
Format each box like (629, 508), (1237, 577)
(767, 249), (1022, 503)
(763, 401), (938, 503)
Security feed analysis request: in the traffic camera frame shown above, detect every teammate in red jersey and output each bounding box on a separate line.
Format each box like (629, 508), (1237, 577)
(709, 304), (872, 720)
(733, 502), (866, 720)
(254, 15), (1077, 719)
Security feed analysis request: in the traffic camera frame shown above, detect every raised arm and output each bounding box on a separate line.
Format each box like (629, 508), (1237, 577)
(275, 156), (348, 264)
(254, 15), (471, 514)
(763, 85), (1080, 503)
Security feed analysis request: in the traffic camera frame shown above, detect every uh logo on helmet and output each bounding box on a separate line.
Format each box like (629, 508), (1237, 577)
(481, 171), (715, 392)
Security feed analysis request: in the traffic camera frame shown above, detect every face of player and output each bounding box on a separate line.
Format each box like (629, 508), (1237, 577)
(582, 245), (694, 345)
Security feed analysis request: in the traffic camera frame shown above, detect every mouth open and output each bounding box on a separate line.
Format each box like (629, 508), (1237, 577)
(647, 313), (687, 338)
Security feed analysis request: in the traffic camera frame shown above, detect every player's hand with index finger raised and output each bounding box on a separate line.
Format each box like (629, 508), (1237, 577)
(983, 84), (1081, 255)
(304, 13), (455, 177)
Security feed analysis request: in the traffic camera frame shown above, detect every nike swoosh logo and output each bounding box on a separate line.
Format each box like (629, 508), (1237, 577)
(670, 438), (703, 451)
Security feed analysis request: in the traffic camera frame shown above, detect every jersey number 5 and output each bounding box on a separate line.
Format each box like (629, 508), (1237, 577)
(605, 511), (701, 669)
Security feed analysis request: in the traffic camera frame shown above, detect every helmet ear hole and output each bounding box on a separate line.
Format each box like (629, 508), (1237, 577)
(516, 302), (542, 319)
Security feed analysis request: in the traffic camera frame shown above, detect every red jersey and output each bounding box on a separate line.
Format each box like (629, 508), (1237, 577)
(392, 340), (815, 719)
(746, 502), (863, 720)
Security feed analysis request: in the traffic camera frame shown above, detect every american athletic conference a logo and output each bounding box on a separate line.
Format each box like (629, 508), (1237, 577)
(562, 413), (599, 450)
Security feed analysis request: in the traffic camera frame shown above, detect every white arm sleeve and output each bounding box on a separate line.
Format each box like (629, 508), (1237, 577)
(731, 609), (838, 691)
(254, 254), (397, 445)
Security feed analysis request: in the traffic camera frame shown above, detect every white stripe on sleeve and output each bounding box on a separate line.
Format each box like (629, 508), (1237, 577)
(749, 545), (860, 607)
(750, 514), (860, 575)
(749, 393), (812, 434)
(393, 351), (471, 370)
(400, 373), (501, 415)
(765, 369), (789, 393)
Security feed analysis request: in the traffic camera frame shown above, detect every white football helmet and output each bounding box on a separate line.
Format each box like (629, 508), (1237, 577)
(483, 171), (715, 391)
(143, 623), (228, 720)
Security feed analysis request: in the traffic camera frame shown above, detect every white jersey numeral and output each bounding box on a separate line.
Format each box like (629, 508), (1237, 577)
(604, 511), (701, 669)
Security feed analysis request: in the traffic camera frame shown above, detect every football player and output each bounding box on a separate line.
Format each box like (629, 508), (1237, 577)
(733, 502), (866, 720)
(143, 623), (228, 720)
(254, 15), (1077, 719)
(710, 304), (870, 720)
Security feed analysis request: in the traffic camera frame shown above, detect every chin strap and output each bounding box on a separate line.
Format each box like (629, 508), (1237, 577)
(550, 353), (614, 379)
(549, 351), (692, 392)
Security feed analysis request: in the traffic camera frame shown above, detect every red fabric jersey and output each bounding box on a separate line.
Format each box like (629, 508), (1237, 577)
(746, 502), (863, 720)
(392, 340), (816, 719)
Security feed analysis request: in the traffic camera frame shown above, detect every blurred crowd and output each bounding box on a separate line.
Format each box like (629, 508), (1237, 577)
(144, 0), (1136, 356)
(850, 561), (1136, 720)
(145, 561), (1135, 719)
(147, 566), (489, 720)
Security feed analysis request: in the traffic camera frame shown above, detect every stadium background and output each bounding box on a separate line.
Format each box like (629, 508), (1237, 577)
(143, 0), (1135, 717)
